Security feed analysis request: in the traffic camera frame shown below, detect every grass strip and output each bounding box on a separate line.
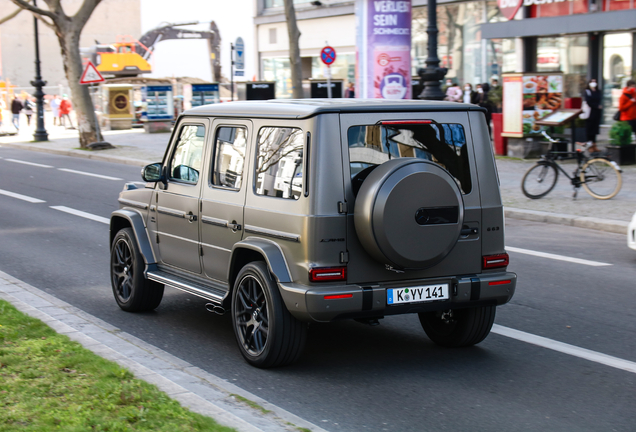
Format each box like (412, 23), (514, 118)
(0, 299), (235, 432)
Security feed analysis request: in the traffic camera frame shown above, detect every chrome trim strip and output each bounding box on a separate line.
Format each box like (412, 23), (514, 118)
(147, 272), (225, 303)
(157, 206), (186, 218)
(201, 242), (231, 252)
(155, 231), (199, 245)
(201, 215), (228, 227)
(118, 198), (149, 210)
(244, 225), (300, 242)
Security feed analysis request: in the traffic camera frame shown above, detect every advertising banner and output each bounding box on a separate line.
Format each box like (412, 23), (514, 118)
(356, 0), (412, 99)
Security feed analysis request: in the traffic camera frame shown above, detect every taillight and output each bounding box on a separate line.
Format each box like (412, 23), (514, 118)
(483, 253), (509, 270)
(309, 267), (347, 282)
(324, 294), (353, 300)
(488, 280), (511, 286)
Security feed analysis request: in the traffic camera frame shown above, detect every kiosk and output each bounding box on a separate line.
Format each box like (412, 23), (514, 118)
(141, 85), (174, 133)
(309, 79), (343, 98)
(101, 84), (133, 130)
(246, 82), (275, 100)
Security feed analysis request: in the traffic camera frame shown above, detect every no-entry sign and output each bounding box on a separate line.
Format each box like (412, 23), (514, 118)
(320, 46), (336, 66)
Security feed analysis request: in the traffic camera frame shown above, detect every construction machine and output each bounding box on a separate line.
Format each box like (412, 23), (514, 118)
(80, 22), (221, 80)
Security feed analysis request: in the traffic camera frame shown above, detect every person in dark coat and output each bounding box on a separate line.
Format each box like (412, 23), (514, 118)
(581, 79), (602, 153)
(10, 97), (23, 131)
(476, 83), (493, 138)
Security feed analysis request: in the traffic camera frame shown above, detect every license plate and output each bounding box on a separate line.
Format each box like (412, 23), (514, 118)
(387, 284), (449, 305)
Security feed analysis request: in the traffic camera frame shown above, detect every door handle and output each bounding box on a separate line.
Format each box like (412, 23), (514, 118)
(227, 222), (241, 231)
(187, 212), (197, 222)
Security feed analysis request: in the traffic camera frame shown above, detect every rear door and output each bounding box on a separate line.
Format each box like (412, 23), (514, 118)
(339, 111), (482, 284)
(200, 119), (252, 282)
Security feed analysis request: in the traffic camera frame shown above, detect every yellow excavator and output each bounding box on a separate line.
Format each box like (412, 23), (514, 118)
(80, 21), (221, 79)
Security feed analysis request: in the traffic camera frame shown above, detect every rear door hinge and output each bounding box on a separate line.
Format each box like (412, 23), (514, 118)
(156, 233), (160, 243)
(340, 251), (349, 264)
(199, 245), (204, 256)
(338, 201), (348, 214)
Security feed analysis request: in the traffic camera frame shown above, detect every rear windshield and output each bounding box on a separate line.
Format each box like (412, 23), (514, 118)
(347, 123), (471, 194)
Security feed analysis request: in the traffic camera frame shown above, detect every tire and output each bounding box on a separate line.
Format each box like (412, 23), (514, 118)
(110, 228), (164, 312)
(581, 158), (622, 200)
(418, 306), (496, 347)
(231, 261), (307, 368)
(521, 162), (558, 199)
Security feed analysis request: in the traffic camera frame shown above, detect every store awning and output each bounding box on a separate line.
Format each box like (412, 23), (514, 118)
(481, 9), (636, 39)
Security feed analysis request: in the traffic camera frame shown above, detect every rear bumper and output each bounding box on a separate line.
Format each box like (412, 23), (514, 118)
(278, 272), (516, 322)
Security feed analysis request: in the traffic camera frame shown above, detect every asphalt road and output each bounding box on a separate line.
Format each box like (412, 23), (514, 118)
(0, 147), (634, 431)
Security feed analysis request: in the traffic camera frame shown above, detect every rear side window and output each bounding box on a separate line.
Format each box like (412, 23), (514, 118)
(169, 124), (205, 184)
(255, 127), (304, 200)
(212, 126), (247, 190)
(348, 123), (472, 194)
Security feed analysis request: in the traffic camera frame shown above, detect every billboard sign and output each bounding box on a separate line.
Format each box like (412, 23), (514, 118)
(356, 0), (412, 99)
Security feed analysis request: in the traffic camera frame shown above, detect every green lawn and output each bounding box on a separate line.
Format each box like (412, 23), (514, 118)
(0, 299), (235, 432)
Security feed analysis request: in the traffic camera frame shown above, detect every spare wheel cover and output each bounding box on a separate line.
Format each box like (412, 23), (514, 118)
(354, 158), (464, 269)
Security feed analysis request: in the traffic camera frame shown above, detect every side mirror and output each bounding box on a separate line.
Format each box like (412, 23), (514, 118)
(141, 163), (163, 182)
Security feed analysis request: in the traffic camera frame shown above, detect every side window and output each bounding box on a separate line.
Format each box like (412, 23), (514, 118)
(255, 127), (304, 200)
(212, 126), (247, 190)
(170, 124), (205, 184)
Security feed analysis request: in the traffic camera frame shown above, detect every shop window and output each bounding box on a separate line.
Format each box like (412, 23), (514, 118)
(537, 35), (588, 97)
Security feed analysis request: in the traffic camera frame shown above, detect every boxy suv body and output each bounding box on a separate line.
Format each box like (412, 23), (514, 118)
(110, 99), (516, 367)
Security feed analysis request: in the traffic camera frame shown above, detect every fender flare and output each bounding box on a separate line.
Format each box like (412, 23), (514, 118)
(110, 209), (157, 266)
(229, 237), (292, 284)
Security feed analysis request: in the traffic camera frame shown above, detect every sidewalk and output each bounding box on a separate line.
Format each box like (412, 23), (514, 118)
(1, 128), (633, 234)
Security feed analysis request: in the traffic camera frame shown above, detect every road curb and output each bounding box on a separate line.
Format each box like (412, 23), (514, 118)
(0, 270), (328, 432)
(505, 207), (629, 235)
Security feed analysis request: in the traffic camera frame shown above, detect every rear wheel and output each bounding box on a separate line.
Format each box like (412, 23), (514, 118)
(521, 162), (558, 199)
(581, 158), (622, 199)
(232, 261), (307, 368)
(110, 228), (164, 312)
(418, 306), (496, 347)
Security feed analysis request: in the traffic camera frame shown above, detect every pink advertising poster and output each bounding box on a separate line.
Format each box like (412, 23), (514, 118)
(356, 0), (412, 99)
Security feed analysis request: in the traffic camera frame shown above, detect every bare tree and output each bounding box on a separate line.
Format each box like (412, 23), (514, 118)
(9, 0), (103, 148)
(283, 0), (303, 98)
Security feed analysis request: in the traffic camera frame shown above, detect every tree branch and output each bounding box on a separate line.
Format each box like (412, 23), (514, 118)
(0, 8), (22, 25)
(8, 0), (57, 22)
(72, 0), (102, 31)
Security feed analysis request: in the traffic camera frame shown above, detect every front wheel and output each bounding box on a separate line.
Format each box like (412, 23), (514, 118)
(110, 228), (164, 312)
(580, 158), (622, 199)
(231, 261), (307, 368)
(521, 162), (558, 199)
(418, 306), (496, 347)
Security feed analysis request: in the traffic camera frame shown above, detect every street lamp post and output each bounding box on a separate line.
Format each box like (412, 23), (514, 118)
(31, 0), (48, 141)
(417, 0), (447, 100)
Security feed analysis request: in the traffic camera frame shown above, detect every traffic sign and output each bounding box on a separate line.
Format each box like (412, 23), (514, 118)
(320, 46), (336, 66)
(79, 61), (104, 84)
(234, 37), (245, 71)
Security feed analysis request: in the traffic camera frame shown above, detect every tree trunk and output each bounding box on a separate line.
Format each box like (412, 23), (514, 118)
(283, 0), (303, 99)
(58, 27), (102, 148)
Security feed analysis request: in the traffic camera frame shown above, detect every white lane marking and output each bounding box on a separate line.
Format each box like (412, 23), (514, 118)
(0, 188), (45, 203)
(506, 246), (611, 267)
(492, 324), (636, 374)
(57, 168), (122, 181)
(50, 206), (109, 224)
(5, 158), (53, 168)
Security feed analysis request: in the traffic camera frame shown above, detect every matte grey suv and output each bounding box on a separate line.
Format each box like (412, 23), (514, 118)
(110, 99), (516, 368)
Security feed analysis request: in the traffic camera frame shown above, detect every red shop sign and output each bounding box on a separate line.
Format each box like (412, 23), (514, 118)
(497, 0), (523, 20)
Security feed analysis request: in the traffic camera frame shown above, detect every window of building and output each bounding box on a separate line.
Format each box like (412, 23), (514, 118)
(269, 28), (277, 44)
(348, 123), (472, 194)
(212, 126), (247, 190)
(170, 125), (205, 184)
(255, 127), (304, 200)
(537, 35), (588, 97)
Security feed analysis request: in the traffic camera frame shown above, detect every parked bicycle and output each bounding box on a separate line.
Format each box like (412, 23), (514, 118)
(521, 131), (623, 200)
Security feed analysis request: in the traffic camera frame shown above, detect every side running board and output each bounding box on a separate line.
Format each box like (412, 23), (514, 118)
(146, 270), (228, 305)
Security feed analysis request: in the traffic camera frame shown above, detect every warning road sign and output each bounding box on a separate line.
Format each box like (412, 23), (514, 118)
(79, 61), (105, 84)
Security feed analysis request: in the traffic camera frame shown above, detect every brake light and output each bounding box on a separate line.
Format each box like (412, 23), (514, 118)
(483, 253), (509, 269)
(309, 267), (347, 282)
(380, 120), (432, 125)
(488, 280), (511, 286)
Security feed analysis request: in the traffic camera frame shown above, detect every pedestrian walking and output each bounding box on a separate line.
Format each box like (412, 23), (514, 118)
(444, 82), (462, 102)
(476, 83), (493, 137)
(463, 83), (478, 104)
(344, 82), (355, 98)
(23, 96), (34, 127)
(618, 79), (636, 135)
(59, 94), (74, 129)
(578, 79), (602, 153)
(10, 96), (23, 131)
(50, 94), (61, 126)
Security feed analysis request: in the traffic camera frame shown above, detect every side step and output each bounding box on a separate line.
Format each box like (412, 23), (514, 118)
(147, 270), (227, 305)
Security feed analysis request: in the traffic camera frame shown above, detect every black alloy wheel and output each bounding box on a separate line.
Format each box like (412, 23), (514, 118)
(112, 235), (135, 304)
(234, 274), (270, 357)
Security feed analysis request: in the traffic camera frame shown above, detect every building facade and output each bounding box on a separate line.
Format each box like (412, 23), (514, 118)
(254, 0), (635, 113)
